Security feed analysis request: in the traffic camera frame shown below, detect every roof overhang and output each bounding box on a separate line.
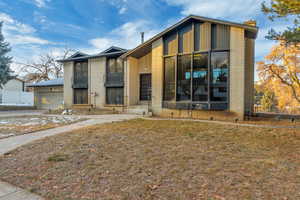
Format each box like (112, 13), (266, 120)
(57, 50), (127, 63)
(122, 15), (259, 59)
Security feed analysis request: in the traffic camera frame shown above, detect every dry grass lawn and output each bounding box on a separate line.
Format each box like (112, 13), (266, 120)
(0, 116), (85, 138)
(0, 119), (300, 200)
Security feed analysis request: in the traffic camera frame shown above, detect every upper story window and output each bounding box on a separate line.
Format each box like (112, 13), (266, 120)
(73, 61), (88, 88)
(107, 58), (123, 73)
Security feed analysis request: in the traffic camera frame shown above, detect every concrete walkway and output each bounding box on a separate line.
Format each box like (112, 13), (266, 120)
(0, 181), (42, 200)
(0, 114), (139, 200)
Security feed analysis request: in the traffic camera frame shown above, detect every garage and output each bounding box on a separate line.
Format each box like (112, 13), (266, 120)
(27, 78), (64, 110)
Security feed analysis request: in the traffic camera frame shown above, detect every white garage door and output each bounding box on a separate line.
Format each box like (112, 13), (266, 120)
(37, 92), (63, 110)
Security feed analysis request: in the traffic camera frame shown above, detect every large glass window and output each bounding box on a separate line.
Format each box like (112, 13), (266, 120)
(107, 58), (123, 73)
(177, 54), (191, 101)
(210, 52), (229, 102)
(106, 87), (124, 105)
(74, 89), (88, 104)
(192, 53), (208, 101)
(164, 56), (176, 101)
(74, 61), (88, 88)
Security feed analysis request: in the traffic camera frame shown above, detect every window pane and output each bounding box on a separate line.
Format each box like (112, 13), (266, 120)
(74, 89), (88, 104)
(164, 57), (176, 101)
(210, 52), (229, 102)
(108, 58), (116, 73)
(177, 54), (191, 101)
(106, 87), (124, 105)
(192, 53), (208, 101)
(116, 59), (123, 73)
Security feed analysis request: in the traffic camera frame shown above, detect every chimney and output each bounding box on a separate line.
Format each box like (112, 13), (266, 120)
(140, 32), (145, 44)
(244, 20), (257, 27)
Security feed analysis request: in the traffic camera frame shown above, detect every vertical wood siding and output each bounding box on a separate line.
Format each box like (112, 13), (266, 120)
(164, 33), (177, 55)
(178, 24), (193, 53)
(212, 24), (230, 49)
(138, 52), (152, 73)
(199, 22), (211, 51)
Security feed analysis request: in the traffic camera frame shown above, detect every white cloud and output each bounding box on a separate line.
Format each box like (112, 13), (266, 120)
(163, 0), (268, 21)
(9, 35), (51, 45)
(88, 20), (161, 53)
(119, 7), (127, 14)
(0, 12), (52, 46)
(33, 0), (50, 8)
(0, 13), (36, 34)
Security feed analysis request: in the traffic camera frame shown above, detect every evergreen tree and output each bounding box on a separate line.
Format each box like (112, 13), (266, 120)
(0, 21), (12, 88)
(262, 0), (300, 44)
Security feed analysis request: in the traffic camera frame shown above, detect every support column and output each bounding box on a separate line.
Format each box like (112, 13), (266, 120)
(151, 38), (164, 114)
(230, 27), (245, 119)
(63, 61), (73, 108)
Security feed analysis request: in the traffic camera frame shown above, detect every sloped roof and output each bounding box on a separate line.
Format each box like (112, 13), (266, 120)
(57, 46), (127, 62)
(69, 51), (89, 58)
(27, 78), (63, 87)
(101, 46), (127, 54)
(122, 15), (259, 58)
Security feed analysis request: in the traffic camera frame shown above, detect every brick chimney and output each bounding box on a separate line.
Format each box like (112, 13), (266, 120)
(244, 20), (257, 27)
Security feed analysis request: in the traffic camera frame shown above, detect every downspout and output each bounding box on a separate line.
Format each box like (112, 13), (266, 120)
(89, 59), (92, 107)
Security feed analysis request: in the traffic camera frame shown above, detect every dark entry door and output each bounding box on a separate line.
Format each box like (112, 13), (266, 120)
(140, 74), (152, 101)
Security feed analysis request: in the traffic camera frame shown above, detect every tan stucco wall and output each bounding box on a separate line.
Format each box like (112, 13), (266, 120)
(63, 61), (73, 108)
(89, 57), (106, 108)
(127, 57), (139, 105)
(138, 52), (152, 74)
(244, 37), (255, 114)
(151, 38), (164, 114)
(230, 27), (245, 118)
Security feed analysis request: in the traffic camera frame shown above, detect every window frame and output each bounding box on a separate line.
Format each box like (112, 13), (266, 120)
(106, 87), (124, 105)
(162, 21), (230, 110)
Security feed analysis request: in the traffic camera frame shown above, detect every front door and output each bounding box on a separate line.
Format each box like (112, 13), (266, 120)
(140, 74), (152, 101)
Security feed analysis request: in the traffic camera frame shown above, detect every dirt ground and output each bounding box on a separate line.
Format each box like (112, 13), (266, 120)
(0, 115), (84, 139)
(0, 119), (300, 200)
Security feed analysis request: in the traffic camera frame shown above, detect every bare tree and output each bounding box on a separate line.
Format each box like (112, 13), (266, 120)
(21, 48), (75, 83)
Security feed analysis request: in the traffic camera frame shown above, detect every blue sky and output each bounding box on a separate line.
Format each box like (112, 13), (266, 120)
(0, 0), (292, 78)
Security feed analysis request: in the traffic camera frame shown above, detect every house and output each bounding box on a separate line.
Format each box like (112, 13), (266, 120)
(27, 78), (64, 109)
(60, 15), (258, 119)
(122, 15), (258, 118)
(0, 77), (33, 105)
(58, 47), (127, 109)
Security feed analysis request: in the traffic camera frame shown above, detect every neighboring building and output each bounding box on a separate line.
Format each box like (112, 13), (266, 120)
(58, 46), (127, 109)
(122, 15), (258, 118)
(0, 78), (33, 105)
(27, 78), (64, 110)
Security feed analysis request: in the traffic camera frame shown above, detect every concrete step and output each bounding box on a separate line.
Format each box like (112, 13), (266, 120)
(125, 105), (151, 115)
